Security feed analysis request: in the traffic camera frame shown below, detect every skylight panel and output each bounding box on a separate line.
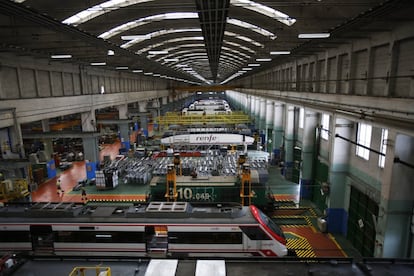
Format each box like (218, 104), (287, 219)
(222, 46), (251, 59)
(220, 51), (245, 63)
(135, 37), (204, 54)
(230, 0), (296, 26)
(227, 18), (276, 39)
(121, 28), (202, 46)
(99, 13), (198, 39)
(223, 40), (255, 54)
(63, 0), (154, 26)
(224, 31), (263, 47)
(156, 49), (207, 63)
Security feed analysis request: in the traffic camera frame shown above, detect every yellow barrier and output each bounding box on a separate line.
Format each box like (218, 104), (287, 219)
(68, 266), (111, 276)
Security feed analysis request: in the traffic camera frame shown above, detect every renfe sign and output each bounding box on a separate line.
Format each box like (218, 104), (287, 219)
(160, 133), (255, 145)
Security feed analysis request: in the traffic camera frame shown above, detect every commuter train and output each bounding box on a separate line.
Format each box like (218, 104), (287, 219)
(0, 201), (288, 258)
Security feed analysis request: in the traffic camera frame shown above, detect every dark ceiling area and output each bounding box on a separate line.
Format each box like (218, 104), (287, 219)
(1, 0), (413, 84)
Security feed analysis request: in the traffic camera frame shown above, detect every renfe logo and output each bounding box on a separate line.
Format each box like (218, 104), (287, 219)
(195, 134), (217, 143)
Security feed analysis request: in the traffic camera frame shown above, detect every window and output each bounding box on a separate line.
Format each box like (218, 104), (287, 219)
(321, 113), (330, 140)
(0, 231), (31, 242)
(378, 129), (388, 168)
(168, 232), (242, 244)
(240, 226), (270, 240)
(299, 108), (304, 129)
(356, 123), (372, 160)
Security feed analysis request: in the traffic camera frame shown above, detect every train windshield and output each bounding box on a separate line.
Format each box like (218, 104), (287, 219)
(250, 205), (286, 244)
(258, 209), (285, 239)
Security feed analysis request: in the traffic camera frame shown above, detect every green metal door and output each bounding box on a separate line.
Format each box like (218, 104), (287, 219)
(312, 160), (328, 211)
(292, 146), (301, 183)
(347, 186), (378, 257)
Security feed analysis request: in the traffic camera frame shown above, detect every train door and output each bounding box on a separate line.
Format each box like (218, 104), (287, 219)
(240, 226), (261, 254)
(30, 225), (54, 255)
(145, 225), (168, 256)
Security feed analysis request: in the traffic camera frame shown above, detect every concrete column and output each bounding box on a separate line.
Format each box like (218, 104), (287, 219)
(265, 100), (274, 153)
(117, 104), (131, 151)
(246, 95), (252, 116)
(300, 110), (318, 199)
(326, 115), (353, 235)
(138, 101), (148, 137)
(81, 111), (98, 177)
(242, 94), (248, 114)
(81, 111), (96, 132)
(41, 119), (53, 160)
(250, 96), (255, 118)
(255, 97), (260, 129)
(272, 103), (284, 161)
(284, 105), (295, 180)
(0, 124), (23, 159)
(377, 131), (414, 258)
(150, 99), (160, 136)
(259, 98), (266, 131)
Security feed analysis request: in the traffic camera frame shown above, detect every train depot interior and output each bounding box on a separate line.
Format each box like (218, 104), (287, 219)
(1, 0), (414, 275)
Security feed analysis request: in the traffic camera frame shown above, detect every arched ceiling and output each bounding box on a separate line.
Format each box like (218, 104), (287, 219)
(1, 0), (412, 85)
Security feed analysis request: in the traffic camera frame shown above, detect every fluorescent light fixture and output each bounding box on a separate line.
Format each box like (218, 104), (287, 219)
(121, 35), (151, 40)
(90, 62), (106, 66)
(164, 58), (179, 62)
(248, 63), (261, 67)
(148, 50), (168, 55)
(176, 64), (188, 67)
(298, 33), (330, 39)
(107, 50), (115, 56)
(116, 66), (129, 70)
(144, 72), (153, 75)
(51, 54), (72, 59)
(153, 74), (160, 76)
(132, 69), (143, 73)
(270, 51), (291, 55)
(256, 58), (272, 62)
(242, 67), (253, 71)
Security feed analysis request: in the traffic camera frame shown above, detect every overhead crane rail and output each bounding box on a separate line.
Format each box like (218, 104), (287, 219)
(156, 112), (250, 128)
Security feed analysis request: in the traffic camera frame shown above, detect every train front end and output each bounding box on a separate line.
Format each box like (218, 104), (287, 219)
(249, 205), (288, 257)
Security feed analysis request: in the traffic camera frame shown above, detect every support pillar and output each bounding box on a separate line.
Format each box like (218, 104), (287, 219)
(377, 131), (414, 258)
(265, 100), (274, 154)
(81, 111), (98, 179)
(326, 116), (352, 235)
(300, 110), (318, 199)
(117, 104), (131, 151)
(259, 98), (266, 131)
(250, 96), (255, 119)
(254, 97), (260, 130)
(41, 119), (53, 160)
(284, 105), (295, 180)
(138, 101), (148, 137)
(272, 103), (284, 163)
(41, 119), (56, 178)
